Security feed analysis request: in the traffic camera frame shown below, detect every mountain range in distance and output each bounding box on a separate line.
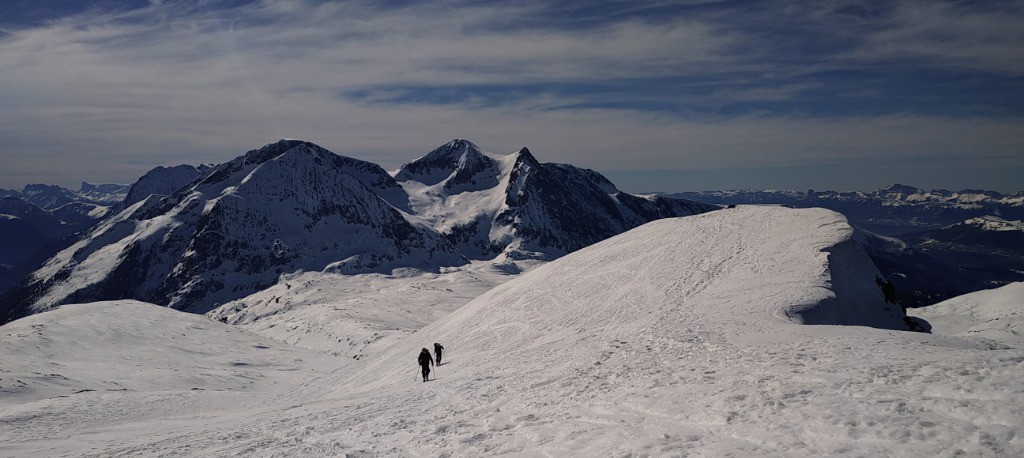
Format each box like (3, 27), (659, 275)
(671, 185), (1024, 236)
(0, 139), (715, 323)
(2, 140), (1021, 320)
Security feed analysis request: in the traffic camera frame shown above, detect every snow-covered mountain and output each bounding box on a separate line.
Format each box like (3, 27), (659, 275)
(672, 183), (1024, 236)
(202, 140), (716, 353)
(1, 140), (468, 320)
(3, 139), (715, 323)
(6, 206), (1021, 456)
(397, 139), (716, 259)
(0, 169), (210, 297)
(904, 215), (1024, 256)
(894, 216), (1024, 296)
(121, 164), (211, 207)
(14, 183), (82, 209)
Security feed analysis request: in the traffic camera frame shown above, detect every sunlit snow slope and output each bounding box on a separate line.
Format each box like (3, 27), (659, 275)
(912, 281), (1024, 348)
(2, 207), (1021, 456)
(0, 301), (336, 408)
(323, 206), (1019, 456)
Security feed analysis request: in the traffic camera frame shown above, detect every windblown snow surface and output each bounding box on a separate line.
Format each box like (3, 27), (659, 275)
(2, 206), (1023, 456)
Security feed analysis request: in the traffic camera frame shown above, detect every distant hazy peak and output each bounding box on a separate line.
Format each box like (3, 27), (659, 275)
(879, 183), (922, 195)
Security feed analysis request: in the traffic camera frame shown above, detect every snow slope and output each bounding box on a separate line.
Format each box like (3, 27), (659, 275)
(9, 206), (1021, 456)
(0, 301), (337, 407)
(207, 259), (543, 358)
(0, 301), (344, 457)
(912, 282), (1024, 348)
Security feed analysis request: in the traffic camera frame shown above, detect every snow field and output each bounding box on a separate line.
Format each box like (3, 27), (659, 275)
(208, 259), (542, 360)
(911, 281), (1024, 348)
(2, 206), (1022, 456)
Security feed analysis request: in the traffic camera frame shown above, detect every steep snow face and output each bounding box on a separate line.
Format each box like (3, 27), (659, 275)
(122, 164), (209, 207)
(397, 140), (718, 260)
(912, 282), (1024, 348)
(3, 140), (466, 319)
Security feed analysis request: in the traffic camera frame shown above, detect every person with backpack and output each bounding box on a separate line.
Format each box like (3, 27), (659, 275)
(418, 348), (434, 382)
(434, 342), (444, 366)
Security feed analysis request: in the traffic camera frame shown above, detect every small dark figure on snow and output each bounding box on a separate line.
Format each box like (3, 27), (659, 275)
(418, 348), (433, 382)
(434, 342), (444, 366)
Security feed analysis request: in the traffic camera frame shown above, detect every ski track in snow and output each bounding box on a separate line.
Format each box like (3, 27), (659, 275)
(2, 207), (1023, 456)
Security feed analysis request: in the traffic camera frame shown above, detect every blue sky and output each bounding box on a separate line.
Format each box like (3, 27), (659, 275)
(0, 0), (1022, 192)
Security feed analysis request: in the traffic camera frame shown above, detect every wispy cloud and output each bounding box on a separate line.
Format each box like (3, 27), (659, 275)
(0, 0), (1021, 190)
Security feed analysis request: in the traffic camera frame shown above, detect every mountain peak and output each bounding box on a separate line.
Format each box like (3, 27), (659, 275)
(394, 139), (487, 186)
(514, 147), (539, 167)
(445, 138), (478, 149)
(243, 139), (319, 165)
(879, 183), (921, 195)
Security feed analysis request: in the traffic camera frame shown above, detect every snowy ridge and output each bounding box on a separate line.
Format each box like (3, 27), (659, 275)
(350, 206), (907, 392)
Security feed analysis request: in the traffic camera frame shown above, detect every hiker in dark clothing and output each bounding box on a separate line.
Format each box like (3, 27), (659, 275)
(434, 343), (444, 366)
(418, 348), (433, 382)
